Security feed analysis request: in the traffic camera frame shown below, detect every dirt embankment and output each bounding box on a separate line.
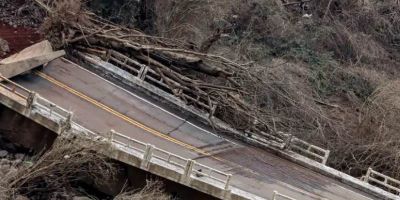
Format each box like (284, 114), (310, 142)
(0, 0), (44, 59)
(0, 24), (42, 59)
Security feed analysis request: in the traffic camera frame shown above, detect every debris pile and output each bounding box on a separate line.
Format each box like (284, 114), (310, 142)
(40, 0), (285, 141)
(0, 134), (172, 200)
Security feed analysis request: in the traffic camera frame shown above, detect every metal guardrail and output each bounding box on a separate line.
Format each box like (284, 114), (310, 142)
(289, 137), (330, 165)
(0, 74), (33, 105)
(109, 130), (232, 189)
(248, 130), (330, 165)
(193, 162), (232, 190)
(106, 50), (216, 112)
(0, 74), (73, 126)
(362, 168), (400, 195)
(35, 95), (72, 119)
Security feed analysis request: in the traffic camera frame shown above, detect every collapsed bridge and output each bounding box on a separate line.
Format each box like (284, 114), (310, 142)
(0, 40), (398, 200)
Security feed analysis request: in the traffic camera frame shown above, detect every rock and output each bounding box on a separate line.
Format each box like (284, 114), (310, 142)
(0, 37), (9, 56)
(6, 167), (18, 176)
(0, 158), (10, 165)
(15, 153), (25, 160)
(0, 150), (8, 158)
(15, 195), (30, 200)
(0, 165), (10, 175)
(14, 159), (22, 165)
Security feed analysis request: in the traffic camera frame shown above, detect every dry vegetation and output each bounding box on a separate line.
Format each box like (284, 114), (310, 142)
(30, 0), (400, 181)
(114, 181), (171, 200)
(148, 0), (400, 179)
(0, 137), (171, 200)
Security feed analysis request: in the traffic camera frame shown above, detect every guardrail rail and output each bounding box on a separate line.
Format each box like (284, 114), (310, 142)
(105, 50), (216, 112)
(362, 168), (400, 195)
(0, 74), (33, 106)
(289, 137), (330, 165)
(108, 129), (233, 190)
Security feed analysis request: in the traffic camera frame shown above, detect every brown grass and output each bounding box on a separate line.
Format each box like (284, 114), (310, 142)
(0, 137), (117, 199)
(187, 0), (400, 179)
(114, 180), (171, 200)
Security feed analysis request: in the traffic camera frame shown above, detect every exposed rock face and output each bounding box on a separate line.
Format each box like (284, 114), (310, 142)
(0, 38), (10, 56)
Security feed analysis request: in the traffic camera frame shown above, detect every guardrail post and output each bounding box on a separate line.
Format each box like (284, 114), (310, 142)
(181, 160), (195, 184)
(108, 130), (116, 142)
(364, 168), (372, 183)
(272, 191), (278, 200)
(138, 65), (148, 81)
(224, 174), (232, 190)
(140, 144), (154, 169)
(282, 134), (293, 150)
(107, 129), (116, 150)
(65, 111), (73, 125)
(26, 91), (37, 109)
(322, 150), (330, 165)
(60, 111), (74, 134)
(223, 174), (232, 200)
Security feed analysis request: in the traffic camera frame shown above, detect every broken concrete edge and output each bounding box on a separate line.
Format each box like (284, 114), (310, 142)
(0, 50), (65, 78)
(0, 89), (263, 200)
(0, 40), (53, 64)
(76, 53), (400, 200)
(0, 40), (65, 79)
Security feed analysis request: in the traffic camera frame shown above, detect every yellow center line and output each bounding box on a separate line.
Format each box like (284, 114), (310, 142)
(34, 71), (225, 162)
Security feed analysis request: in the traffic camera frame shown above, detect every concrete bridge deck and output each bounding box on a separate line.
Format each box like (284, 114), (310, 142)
(11, 58), (376, 200)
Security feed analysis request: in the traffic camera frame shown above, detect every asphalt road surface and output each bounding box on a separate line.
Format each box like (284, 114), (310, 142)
(13, 58), (376, 200)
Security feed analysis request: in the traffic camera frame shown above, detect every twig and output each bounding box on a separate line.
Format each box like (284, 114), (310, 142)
(323, 0), (334, 21)
(33, 0), (51, 13)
